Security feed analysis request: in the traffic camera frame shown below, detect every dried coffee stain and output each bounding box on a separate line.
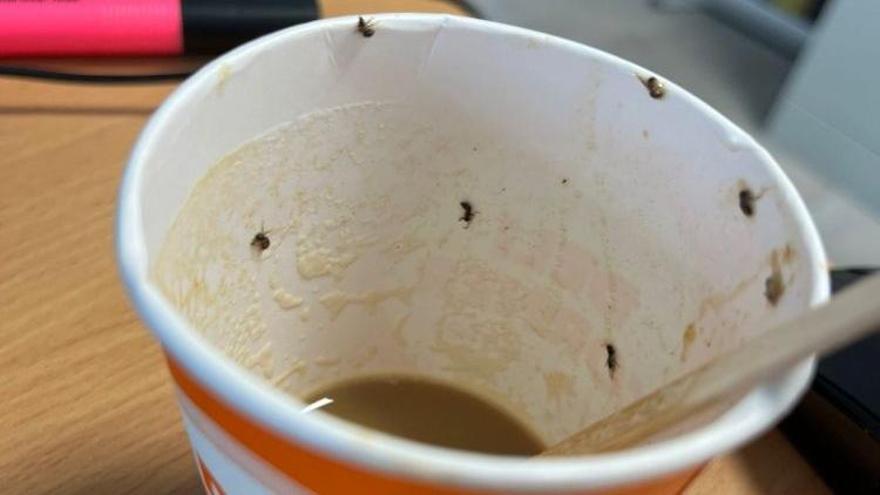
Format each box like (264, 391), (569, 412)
(314, 355), (342, 366)
(681, 323), (697, 362)
(689, 245), (791, 351)
(319, 286), (415, 319)
(272, 289), (303, 310)
(246, 341), (274, 379)
(296, 245), (356, 280)
(689, 268), (762, 350)
(544, 371), (575, 407)
(391, 313), (410, 348)
(432, 314), (522, 378)
(782, 244), (796, 264)
(215, 63), (233, 92)
(765, 250), (785, 306)
(271, 360), (308, 387)
(693, 270), (760, 324)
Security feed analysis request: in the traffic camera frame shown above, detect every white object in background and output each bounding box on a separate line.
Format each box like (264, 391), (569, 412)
(768, 0), (880, 215)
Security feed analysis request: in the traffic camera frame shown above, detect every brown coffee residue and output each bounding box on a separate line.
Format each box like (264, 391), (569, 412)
(543, 371), (575, 406)
(271, 360), (307, 387)
(319, 286), (414, 319)
(681, 323), (697, 361)
(306, 375), (544, 456)
(691, 271), (759, 331)
(765, 250), (786, 306)
(782, 244), (796, 264)
(272, 289), (303, 310)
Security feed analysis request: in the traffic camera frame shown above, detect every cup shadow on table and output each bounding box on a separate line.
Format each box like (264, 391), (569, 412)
(733, 430), (832, 494)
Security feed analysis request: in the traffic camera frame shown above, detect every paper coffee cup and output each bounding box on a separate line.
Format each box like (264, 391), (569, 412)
(117, 14), (829, 494)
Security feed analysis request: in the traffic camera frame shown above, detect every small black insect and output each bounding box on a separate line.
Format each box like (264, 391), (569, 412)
(639, 75), (665, 99)
(357, 16), (376, 37)
(605, 343), (618, 377)
(251, 224), (271, 251)
(561, 178), (569, 185)
(739, 188), (756, 217)
(459, 201), (475, 226)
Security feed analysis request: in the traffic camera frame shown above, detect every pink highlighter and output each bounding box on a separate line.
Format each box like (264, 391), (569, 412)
(0, 0), (317, 57)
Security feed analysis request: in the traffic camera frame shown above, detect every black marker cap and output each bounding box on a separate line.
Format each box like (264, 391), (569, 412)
(182, 0), (318, 54)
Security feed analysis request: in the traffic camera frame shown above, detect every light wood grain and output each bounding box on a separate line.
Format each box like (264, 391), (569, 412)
(319, 0), (471, 16)
(0, 1), (829, 494)
(0, 79), (197, 495)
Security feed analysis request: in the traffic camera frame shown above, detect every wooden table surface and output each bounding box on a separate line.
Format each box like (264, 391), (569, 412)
(0, 2), (832, 494)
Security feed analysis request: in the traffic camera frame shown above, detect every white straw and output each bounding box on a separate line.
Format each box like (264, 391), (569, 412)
(301, 397), (334, 413)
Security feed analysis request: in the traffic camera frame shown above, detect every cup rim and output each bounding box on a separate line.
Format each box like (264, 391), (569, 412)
(117, 14), (830, 491)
